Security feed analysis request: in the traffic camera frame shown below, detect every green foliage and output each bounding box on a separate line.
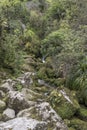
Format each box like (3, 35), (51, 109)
(0, 33), (22, 72)
(41, 18), (86, 90)
(68, 57), (87, 90)
(0, 0), (27, 21)
(69, 118), (87, 130)
(16, 83), (23, 91)
(41, 30), (63, 58)
(77, 106), (87, 121)
(47, 0), (66, 20)
(0, 0), (28, 72)
(24, 29), (41, 57)
(28, 9), (45, 37)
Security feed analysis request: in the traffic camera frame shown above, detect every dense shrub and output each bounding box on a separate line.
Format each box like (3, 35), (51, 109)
(24, 29), (41, 57)
(41, 20), (86, 89)
(0, 33), (22, 72)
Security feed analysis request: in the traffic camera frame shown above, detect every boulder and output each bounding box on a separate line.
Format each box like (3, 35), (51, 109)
(0, 117), (47, 130)
(38, 79), (45, 86)
(16, 72), (34, 87)
(0, 82), (13, 93)
(2, 108), (15, 121)
(21, 88), (42, 101)
(0, 72), (34, 93)
(49, 88), (80, 119)
(0, 100), (6, 113)
(7, 91), (30, 113)
(17, 102), (68, 130)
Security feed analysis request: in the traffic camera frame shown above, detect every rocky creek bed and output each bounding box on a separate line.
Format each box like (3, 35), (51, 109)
(0, 71), (87, 130)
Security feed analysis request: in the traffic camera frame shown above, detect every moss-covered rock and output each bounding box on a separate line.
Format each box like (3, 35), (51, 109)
(0, 100), (6, 113)
(33, 85), (50, 94)
(64, 119), (76, 130)
(22, 55), (35, 72)
(0, 90), (5, 99)
(79, 88), (87, 107)
(69, 118), (87, 130)
(0, 113), (3, 121)
(17, 102), (68, 130)
(77, 106), (87, 121)
(48, 87), (80, 119)
(21, 88), (42, 101)
(37, 67), (48, 79)
(68, 127), (75, 130)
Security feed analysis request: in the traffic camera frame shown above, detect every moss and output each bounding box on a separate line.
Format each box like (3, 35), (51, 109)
(27, 90), (42, 101)
(68, 127), (76, 130)
(0, 100), (6, 113)
(37, 67), (48, 79)
(64, 120), (76, 130)
(2, 96), (8, 103)
(0, 113), (2, 121)
(47, 124), (56, 130)
(49, 88), (80, 119)
(77, 106), (87, 121)
(20, 106), (57, 130)
(56, 102), (77, 119)
(22, 64), (34, 72)
(69, 118), (87, 130)
(64, 119), (71, 126)
(45, 78), (65, 87)
(77, 87), (87, 107)
(33, 86), (50, 93)
(28, 107), (42, 121)
(16, 83), (23, 92)
(37, 58), (65, 87)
